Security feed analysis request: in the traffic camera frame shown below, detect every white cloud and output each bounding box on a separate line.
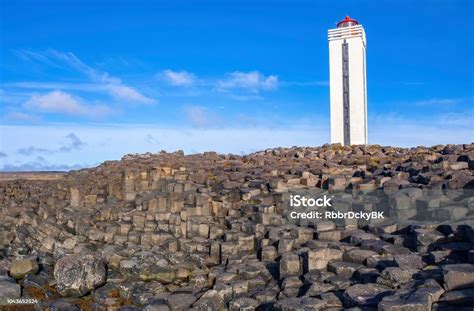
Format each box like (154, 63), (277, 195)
(24, 90), (112, 118)
(217, 71), (278, 93)
(17, 49), (156, 104)
(161, 70), (196, 86)
(261, 75), (278, 90)
(104, 83), (154, 103)
(4, 81), (155, 104)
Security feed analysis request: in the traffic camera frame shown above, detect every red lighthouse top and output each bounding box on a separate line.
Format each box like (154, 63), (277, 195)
(337, 16), (359, 28)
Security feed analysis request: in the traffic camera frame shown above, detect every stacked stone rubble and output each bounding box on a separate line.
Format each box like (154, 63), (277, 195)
(0, 144), (473, 310)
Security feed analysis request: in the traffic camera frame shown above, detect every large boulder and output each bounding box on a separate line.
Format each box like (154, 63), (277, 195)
(54, 253), (107, 297)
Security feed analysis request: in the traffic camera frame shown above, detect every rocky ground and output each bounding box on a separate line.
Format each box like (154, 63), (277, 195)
(0, 143), (473, 311)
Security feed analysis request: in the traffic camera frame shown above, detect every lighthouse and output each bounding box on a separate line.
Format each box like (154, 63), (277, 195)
(328, 16), (368, 146)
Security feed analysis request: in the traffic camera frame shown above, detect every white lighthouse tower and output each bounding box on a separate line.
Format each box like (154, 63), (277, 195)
(328, 16), (368, 146)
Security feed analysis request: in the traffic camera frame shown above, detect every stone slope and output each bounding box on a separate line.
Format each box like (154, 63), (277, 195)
(0, 143), (473, 310)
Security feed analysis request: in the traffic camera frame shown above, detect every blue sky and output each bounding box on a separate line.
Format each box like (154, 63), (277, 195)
(1, 0), (473, 171)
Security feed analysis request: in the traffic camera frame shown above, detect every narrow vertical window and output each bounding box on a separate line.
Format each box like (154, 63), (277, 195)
(342, 40), (350, 146)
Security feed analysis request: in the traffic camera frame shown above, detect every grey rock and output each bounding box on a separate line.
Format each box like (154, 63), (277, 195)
(324, 275), (353, 290)
(9, 257), (39, 279)
(439, 288), (474, 305)
(228, 297), (258, 311)
(0, 280), (21, 299)
(303, 248), (343, 271)
(442, 264), (474, 291)
(318, 291), (343, 308)
(54, 253), (107, 297)
(143, 304), (171, 311)
(279, 276), (303, 298)
(379, 279), (444, 311)
(305, 282), (335, 297)
(414, 229), (445, 247)
(327, 261), (363, 278)
(343, 283), (392, 307)
(343, 248), (378, 265)
(48, 299), (81, 311)
(165, 293), (197, 311)
(377, 267), (417, 288)
(354, 267), (380, 284)
(274, 297), (325, 311)
(279, 253), (301, 279)
(393, 254), (425, 270)
(1, 144), (474, 309)
(193, 289), (225, 310)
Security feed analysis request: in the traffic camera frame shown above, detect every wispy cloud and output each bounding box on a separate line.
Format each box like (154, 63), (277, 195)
(436, 111), (474, 127)
(3, 112), (40, 123)
(0, 152), (7, 158)
(24, 90), (112, 118)
(217, 71), (278, 93)
(16, 49), (156, 104)
(160, 70), (196, 86)
(369, 111), (474, 146)
(16, 146), (51, 156)
(4, 81), (102, 92)
(0, 88), (30, 104)
(414, 98), (464, 106)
